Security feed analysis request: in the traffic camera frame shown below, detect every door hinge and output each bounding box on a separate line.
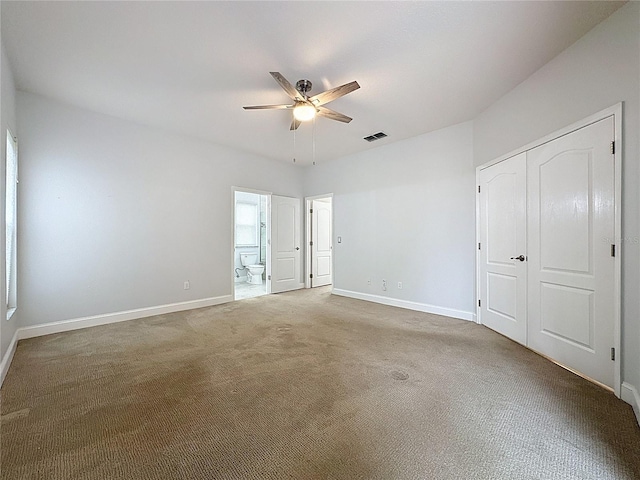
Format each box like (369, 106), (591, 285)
(478, 242), (481, 250)
(309, 241), (313, 246)
(268, 275), (271, 280)
(610, 141), (615, 155)
(310, 274), (313, 279)
(611, 347), (616, 361)
(310, 208), (313, 214)
(478, 185), (481, 193)
(611, 244), (616, 257)
(478, 299), (481, 308)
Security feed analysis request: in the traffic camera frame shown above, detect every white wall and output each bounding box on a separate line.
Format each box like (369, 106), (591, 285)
(304, 121), (476, 319)
(1, 45), (18, 361)
(473, 2), (640, 409)
(16, 92), (303, 328)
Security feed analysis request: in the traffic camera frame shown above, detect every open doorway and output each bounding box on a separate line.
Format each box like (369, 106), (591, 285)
(233, 189), (270, 300)
(305, 195), (333, 289)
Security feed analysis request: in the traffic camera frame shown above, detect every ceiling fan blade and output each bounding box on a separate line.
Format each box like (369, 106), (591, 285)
(243, 104), (292, 110)
(316, 106), (353, 123)
(270, 72), (304, 101)
(308, 81), (360, 106)
(290, 118), (301, 130)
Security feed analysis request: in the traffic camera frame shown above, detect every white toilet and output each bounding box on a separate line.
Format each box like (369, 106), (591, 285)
(240, 253), (265, 285)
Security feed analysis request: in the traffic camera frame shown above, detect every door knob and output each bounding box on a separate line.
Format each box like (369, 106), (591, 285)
(295, 247), (300, 251)
(510, 255), (525, 262)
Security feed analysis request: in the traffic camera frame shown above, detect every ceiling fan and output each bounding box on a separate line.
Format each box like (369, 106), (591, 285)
(243, 72), (360, 130)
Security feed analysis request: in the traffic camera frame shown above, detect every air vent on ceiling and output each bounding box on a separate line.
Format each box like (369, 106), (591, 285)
(364, 132), (388, 142)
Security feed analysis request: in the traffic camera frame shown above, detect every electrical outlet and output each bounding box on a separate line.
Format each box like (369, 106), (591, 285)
(382, 279), (387, 291)
(398, 282), (402, 289)
(184, 281), (190, 290)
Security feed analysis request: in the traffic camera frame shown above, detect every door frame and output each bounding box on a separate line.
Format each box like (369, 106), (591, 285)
(475, 103), (622, 397)
(304, 193), (334, 289)
(231, 187), (272, 300)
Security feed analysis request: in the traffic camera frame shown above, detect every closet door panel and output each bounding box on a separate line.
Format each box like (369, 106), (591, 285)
(527, 117), (615, 388)
(478, 153), (527, 345)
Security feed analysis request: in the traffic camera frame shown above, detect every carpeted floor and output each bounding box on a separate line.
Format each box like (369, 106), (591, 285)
(2, 287), (640, 479)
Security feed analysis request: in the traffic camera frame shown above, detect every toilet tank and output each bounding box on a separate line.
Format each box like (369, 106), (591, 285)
(240, 252), (258, 266)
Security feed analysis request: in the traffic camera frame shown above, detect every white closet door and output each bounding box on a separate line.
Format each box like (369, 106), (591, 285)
(271, 195), (302, 294)
(478, 153), (528, 345)
(527, 117), (615, 388)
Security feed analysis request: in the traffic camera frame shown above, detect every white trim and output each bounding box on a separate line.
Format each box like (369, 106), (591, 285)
(17, 295), (232, 340)
(475, 103), (623, 398)
(332, 289), (476, 322)
(304, 194), (334, 201)
(475, 166), (481, 326)
(0, 294), (232, 388)
(0, 329), (19, 386)
(621, 382), (640, 427)
(5, 129), (18, 315)
(612, 104), (622, 398)
(231, 186), (272, 197)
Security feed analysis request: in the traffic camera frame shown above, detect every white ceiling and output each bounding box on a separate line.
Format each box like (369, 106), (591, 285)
(1, 1), (625, 165)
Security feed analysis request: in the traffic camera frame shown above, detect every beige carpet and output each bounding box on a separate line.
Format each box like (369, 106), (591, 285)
(2, 287), (640, 479)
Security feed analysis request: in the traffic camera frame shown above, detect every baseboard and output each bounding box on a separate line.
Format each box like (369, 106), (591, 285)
(621, 382), (640, 427)
(332, 289), (476, 322)
(0, 329), (19, 387)
(0, 295), (233, 388)
(17, 294), (233, 341)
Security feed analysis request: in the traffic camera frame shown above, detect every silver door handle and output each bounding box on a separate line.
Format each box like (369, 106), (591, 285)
(510, 255), (525, 262)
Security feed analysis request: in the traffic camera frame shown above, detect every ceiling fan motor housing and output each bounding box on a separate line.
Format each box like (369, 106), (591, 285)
(295, 79), (313, 96)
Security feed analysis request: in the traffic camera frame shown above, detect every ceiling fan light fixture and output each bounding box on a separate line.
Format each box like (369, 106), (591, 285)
(293, 103), (316, 122)
(244, 73), (359, 130)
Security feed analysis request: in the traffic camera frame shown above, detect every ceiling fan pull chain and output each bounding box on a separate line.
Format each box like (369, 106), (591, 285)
(293, 124), (296, 163)
(312, 116), (316, 166)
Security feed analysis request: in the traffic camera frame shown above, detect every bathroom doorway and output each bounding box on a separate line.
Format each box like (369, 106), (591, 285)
(233, 189), (271, 300)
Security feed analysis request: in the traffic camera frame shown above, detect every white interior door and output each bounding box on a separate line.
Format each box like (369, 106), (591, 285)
(311, 199), (332, 287)
(271, 195), (302, 294)
(478, 153), (527, 345)
(527, 117), (615, 388)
